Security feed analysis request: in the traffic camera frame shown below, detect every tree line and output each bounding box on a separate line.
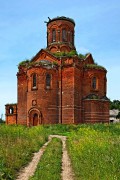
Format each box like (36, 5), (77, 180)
(110, 100), (120, 119)
(110, 100), (120, 110)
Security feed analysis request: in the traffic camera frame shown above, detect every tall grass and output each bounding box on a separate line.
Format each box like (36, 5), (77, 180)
(0, 125), (48, 179)
(0, 123), (119, 180)
(67, 123), (120, 180)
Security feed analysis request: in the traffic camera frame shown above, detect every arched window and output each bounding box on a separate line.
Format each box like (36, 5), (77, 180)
(62, 29), (67, 42)
(33, 74), (37, 88)
(9, 107), (14, 114)
(46, 74), (51, 88)
(92, 77), (97, 89)
(52, 29), (56, 42)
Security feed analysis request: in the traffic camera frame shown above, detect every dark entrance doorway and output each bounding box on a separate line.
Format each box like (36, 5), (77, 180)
(33, 113), (38, 126)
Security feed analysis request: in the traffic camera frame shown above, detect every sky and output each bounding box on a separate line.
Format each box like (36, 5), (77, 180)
(0, 0), (120, 119)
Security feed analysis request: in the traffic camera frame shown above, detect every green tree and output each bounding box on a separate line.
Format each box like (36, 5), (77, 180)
(0, 114), (5, 124)
(110, 100), (120, 110)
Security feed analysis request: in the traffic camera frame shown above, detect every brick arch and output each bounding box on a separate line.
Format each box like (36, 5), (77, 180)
(28, 108), (42, 126)
(59, 24), (71, 30)
(48, 24), (58, 29)
(89, 72), (98, 78)
(49, 46), (58, 53)
(60, 45), (70, 52)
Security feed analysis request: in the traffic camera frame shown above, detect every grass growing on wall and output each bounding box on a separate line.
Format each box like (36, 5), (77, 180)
(30, 138), (62, 180)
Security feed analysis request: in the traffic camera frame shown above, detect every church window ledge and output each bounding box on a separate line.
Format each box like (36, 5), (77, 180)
(46, 86), (51, 90)
(32, 86), (38, 91)
(90, 89), (99, 93)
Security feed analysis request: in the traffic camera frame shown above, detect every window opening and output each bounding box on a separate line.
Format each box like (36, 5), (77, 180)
(62, 29), (67, 42)
(92, 77), (97, 89)
(52, 29), (56, 42)
(46, 74), (51, 87)
(9, 107), (14, 114)
(33, 74), (37, 88)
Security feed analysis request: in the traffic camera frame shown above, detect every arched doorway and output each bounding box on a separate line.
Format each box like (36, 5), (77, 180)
(28, 108), (42, 126)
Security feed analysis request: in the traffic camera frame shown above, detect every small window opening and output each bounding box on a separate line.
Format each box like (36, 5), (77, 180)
(52, 29), (56, 42)
(9, 107), (14, 114)
(33, 74), (37, 88)
(92, 77), (97, 89)
(46, 74), (51, 88)
(62, 29), (67, 42)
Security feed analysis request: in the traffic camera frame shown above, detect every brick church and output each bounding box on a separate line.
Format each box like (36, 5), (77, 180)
(5, 16), (109, 126)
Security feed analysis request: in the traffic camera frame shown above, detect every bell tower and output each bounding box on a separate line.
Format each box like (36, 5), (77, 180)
(46, 16), (76, 53)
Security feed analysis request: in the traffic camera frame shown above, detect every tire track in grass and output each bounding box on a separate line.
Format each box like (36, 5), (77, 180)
(30, 137), (62, 180)
(49, 135), (74, 180)
(16, 140), (51, 180)
(16, 135), (74, 180)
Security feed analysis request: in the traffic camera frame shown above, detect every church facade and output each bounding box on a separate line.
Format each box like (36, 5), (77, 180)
(5, 16), (109, 126)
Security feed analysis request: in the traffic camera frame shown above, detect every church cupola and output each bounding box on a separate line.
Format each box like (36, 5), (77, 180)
(46, 16), (76, 53)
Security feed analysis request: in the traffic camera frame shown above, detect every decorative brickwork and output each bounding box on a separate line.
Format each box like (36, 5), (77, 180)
(5, 16), (109, 125)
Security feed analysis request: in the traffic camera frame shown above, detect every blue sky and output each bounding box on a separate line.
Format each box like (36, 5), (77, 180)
(0, 0), (120, 119)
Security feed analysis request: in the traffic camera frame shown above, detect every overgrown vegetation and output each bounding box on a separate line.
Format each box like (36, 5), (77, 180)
(67, 123), (120, 180)
(0, 124), (119, 179)
(0, 125), (48, 179)
(52, 50), (89, 59)
(18, 59), (58, 68)
(78, 53), (87, 59)
(110, 100), (120, 110)
(18, 59), (30, 66)
(53, 50), (78, 57)
(18, 51), (94, 68)
(84, 63), (106, 70)
(0, 114), (5, 124)
(0, 119), (5, 124)
(30, 138), (62, 180)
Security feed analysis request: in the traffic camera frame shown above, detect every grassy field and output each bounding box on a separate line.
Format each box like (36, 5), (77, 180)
(0, 123), (120, 179)
(67, 124), (120, 180)
(0, 125), (48, 179)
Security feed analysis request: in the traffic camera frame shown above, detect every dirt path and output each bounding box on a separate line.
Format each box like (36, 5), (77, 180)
(16, 135), (74, 180)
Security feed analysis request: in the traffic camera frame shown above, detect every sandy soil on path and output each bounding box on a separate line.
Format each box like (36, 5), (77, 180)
(16, 135), (74, 180)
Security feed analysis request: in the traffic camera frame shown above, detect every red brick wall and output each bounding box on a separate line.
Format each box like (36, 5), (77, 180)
(61, 66), (74, 124)
(6, 60), (109, 125)
(83, 68), (107, 98)
(83, 99), (109, 123)
(47, 18), (75, 52)
(74, 67), (83, 123)
(25, 66), (59, 125)
(17, 69), (27, 125)
(5, 104), (17, 124)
